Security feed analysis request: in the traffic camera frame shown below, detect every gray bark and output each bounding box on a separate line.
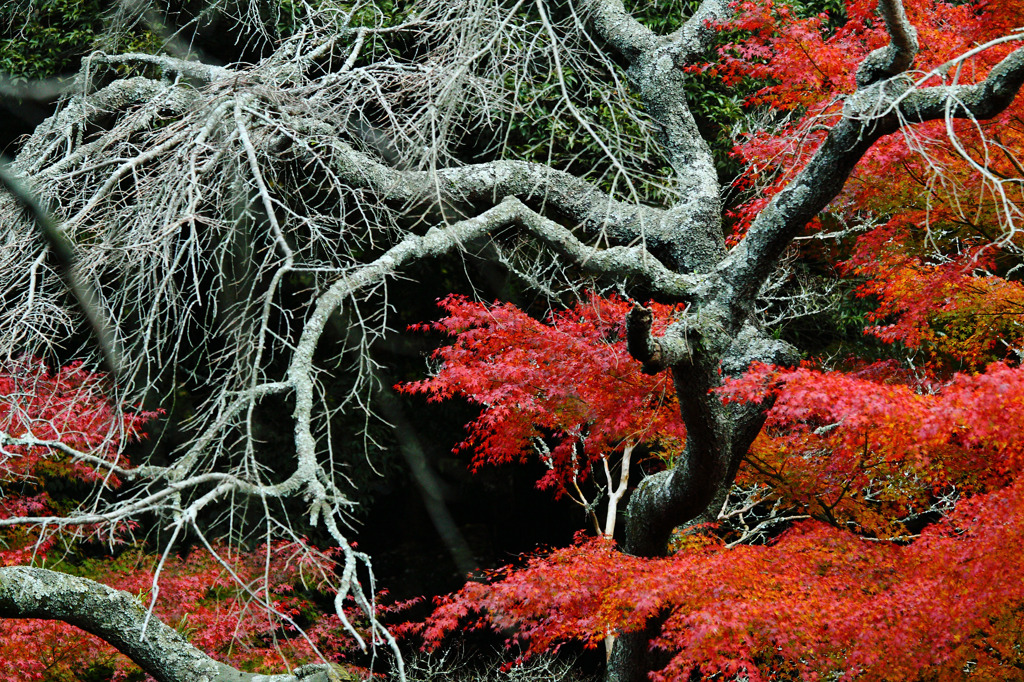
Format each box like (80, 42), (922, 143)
(0, 566), (348, 682)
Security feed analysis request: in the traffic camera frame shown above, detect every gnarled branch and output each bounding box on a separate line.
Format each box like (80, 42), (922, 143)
(0, 566), (345, 682)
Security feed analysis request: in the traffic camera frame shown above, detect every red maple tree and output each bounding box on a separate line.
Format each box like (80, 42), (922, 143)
(399, 1), (1024, 677)
(404, 298), (1024, 680)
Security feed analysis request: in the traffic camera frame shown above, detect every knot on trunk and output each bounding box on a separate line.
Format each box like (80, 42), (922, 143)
(626, 304), (692, 374)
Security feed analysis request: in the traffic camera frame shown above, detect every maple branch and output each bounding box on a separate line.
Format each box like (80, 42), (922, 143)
(715, 485), (811, 548)
(0, 567), (343, 682)
(719, 119), (878, 311)
(855, 0), (919, 87)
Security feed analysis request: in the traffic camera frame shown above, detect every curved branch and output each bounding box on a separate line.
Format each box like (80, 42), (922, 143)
(273, 120), (708, 286)
(577, 0), (725, 271)
(0, 567), (342, 682)
(583, 0), (659, 62)
(671, 0), (732, 59)
(511, 200), (704, 295)
(284, 128), (673, 251)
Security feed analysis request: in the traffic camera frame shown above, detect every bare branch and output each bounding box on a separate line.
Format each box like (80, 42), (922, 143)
(579, 0), (726, 271)
(87, 51), (233, 83)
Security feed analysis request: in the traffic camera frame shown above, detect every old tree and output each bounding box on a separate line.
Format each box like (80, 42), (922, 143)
(3, 0), (1024, 680)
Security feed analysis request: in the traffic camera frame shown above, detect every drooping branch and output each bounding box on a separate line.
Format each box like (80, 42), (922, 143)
(0, 567), (344, 682)
(0, 193), (698, 677)
(275, 125), (677, 254)
(1, 195), (699, 506)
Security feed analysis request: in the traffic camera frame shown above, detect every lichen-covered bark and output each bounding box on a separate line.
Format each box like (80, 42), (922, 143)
(0, 566), (348, 682)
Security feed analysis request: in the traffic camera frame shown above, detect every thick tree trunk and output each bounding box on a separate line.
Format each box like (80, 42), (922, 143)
(606, 382), (774, 682)
(605, 615), (672, 682)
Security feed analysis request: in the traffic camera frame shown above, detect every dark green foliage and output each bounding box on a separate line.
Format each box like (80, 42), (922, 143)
(0, 0), (106, 81)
